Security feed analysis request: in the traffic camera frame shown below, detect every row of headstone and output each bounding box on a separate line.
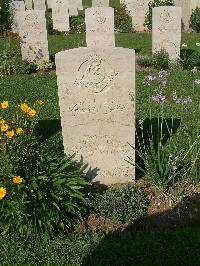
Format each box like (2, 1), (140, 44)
(55, 6), (136, 185)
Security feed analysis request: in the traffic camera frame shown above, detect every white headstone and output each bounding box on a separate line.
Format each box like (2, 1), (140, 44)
(55, 47), (135, 185)
(52, 0), (70, 32)
(33, 0), (46, 10)
(85, 7), (115, 47)
(152, 6), (182, 60)
(25, 0), (33, 10)
(92, 0), (109, 7)
(68, 0), (79, 16)
(121, 0), (149, 31)
(19, 10), (49, 63)
(10, 1), (25, 33)
(47, 0), (53, 9)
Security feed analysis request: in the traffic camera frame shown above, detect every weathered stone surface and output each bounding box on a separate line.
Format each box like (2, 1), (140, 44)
(33, 0), (46, 10)
(68, 0), (79, 16)
(92, 0), (109, 7)
(174, 0), (198, 30)
(10, 1), (25, 33)
(55, 47), (135, 185)
(85, 7), (115, 47)
(152, 6), (181, 60)
(47, 0), (53, 9)
(121, 0), (149, 31)
(25, 0), (33, 10)
(19, 10), (49, 63)
(52, 0), (70, 32)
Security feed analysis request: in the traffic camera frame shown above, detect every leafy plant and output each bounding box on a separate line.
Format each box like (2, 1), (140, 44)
(93, 184), (147, 224)
(181, 48), (200, 70)
(152, 49), (169, 69)
(36, 60), (54, 72)
(70, 12), (86, 34)
(0, 0), (11, 34)
(144, 0), (174, 30)
(0, 100), (89, 238)
(136, 55), (153, 68)
(190, 7), (200, 33)
(114, 4), (133, 33)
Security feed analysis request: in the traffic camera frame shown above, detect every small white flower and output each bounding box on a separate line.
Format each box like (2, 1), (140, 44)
(196, 42), (200, 47)
(182, 43), (188, 47)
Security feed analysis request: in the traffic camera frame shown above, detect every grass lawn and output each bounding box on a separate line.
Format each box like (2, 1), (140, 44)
(1, 228), (200, 265)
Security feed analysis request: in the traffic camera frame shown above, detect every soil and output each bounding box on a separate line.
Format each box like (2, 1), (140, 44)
(77, 181), (200, 233)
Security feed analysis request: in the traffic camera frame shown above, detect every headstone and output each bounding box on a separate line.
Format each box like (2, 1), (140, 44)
(92, 0), (109, 7)
(52, 0), (70, 32)
(85, 7), (115, 47)
(55, 47), (135, 185)
(68, 0), (79, 16)
(175, 0), (198, 30)
(10, 1), (25, 33)
(121, 0), (149, 31)
(47, 0), (53, 9)
(152, 6), (181, 60)
(19, 10), (49, 63)
(25, 0), (33, 10)
(33, 0), (46, 10)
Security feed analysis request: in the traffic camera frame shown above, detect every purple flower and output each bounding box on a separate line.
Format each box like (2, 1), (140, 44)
(168, 155), (180, 171)
(152, 93), (166, 103)
(145, 75), (157, 82)
(161, 79), (168, 87)
(195, 79), (200, 85)
(159, 70), (168, 78)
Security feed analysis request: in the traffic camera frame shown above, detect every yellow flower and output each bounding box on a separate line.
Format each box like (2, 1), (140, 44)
(28, 109), (36, 117)
(0, 187), (6, 200)
(1, 123), (9, 132)
(35, 100), (44, 105)
(0, 118), (5, 124)
(20, 103), (30, 113)
(13, 176), (23, 184)
(1, 101), (9, 109)
(16, 127), (23, 135)
(6, 130), (14, 138)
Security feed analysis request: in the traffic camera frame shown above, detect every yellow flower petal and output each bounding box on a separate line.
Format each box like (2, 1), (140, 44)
(0, 187), (6, 200)
(13, 176), (23, 184)
(1, 101), (9, 109)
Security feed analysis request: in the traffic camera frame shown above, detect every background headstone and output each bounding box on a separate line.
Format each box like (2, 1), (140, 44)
(121, 0), (149, 31)
(85, 7), (115, 47)
(25, 0), (33, 10)
(92, 0), (109, 7)
(152, 6), (182, 60)
(33, 0), (46, 10)
(47, 0), (53, 9)
(175, 0), (199, 30)
(68, 0), (79, 16)
(52, 0), (70, 32)
(19, 10), (49, 63)
(10, 1), (25, 33)
(55, 47), (135, 185)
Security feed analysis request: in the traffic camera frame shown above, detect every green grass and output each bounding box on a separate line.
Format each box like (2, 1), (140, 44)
(1, 228), (200, 265)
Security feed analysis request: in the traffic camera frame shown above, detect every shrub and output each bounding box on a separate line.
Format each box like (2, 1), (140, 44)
(0, 100), (90, 238)
(0, 0), (11, 34)
(152, 49), (169, 69)
(144, 0), (174, 30)
(114, 4), (133, 33)
(181, 49), (200, 70)
(70, 12), (86, 34)
(36, 60), (54, 72)
(190, 7), (200, 32)
(136, 55), (153, 68)
(93, 184), (147, 224)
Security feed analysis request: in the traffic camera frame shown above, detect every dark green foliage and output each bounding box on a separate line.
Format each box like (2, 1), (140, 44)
(1, 153), (89, 238)
(0, 0), (11, 33)
(93, 184), (147, 224)
(152, 49), (169, 69)
(70, 12), (86, 34)
(114, 4), (133, 33)
(144, 0), (174, 30)
(181, 49), (200, 70)
(190, 8), (200, 32)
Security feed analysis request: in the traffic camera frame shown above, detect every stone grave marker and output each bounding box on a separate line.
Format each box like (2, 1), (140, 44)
(33, 0), (46, 10)
(10, 1), (25, 33)
(121, 0), (149, 31)
(85, 7), (115, 47)
(92, 0), (109, 7)
(68, 0), (79, 16)
(52, 0), (70, 32)
(47, 0), (53, 9)
(19, 10), (49, 63)
(152, 6), (181, 60)
(25, 0), (33, 10)
(175, 0), (198, 30)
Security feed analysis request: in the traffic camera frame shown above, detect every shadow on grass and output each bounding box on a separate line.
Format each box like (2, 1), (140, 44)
(35, 119), (62, 141)
(82, 193), (200, 266)
(135, 117), (181, 179)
